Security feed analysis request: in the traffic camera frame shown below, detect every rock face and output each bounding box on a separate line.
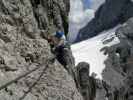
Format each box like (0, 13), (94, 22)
(74, 62), (97, 100)
(75, 0), (133, 42)
(31, 0), (70, 34)
(0, 0), (83, 100)
(102, 17), (133, 100)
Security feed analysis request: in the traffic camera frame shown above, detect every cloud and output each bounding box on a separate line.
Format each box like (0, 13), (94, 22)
(68, 0), (94, 42)
(82, 0), (91, 9)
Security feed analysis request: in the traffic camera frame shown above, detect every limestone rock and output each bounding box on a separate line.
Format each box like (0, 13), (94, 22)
(75, 62), (96, 100)
(0, 0), (83, 100)
(102, 17), (133, 100)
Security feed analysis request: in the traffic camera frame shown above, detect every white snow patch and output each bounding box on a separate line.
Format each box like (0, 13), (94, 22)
(71, 27), (120, 79)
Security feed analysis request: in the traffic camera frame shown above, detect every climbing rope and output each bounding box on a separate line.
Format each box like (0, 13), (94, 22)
(0, 57), (55, 91)
(19, 64), (49, 100)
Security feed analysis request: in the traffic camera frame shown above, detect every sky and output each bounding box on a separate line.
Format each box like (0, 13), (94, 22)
(82, 0), (104, 10)
(90, 0), (105, 10)
(67, 0), (94, 42)
(68, 0), (105, 42)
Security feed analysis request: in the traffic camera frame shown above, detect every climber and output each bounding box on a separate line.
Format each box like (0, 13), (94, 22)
(48, 29), (69, 66)
(48, 29), (75, 77)
(52, 30), (66, 48)
(48, 29), (66, 49)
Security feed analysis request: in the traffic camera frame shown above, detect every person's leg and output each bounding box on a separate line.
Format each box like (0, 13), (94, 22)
(55, 46), (67, 66)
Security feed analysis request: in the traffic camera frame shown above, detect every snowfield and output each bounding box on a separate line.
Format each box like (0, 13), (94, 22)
(71, 27), (120, 79)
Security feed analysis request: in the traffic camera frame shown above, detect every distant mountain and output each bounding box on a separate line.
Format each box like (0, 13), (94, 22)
(75, 0), (133, 43)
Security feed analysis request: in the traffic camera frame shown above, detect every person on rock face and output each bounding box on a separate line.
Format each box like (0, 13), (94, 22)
(48, 28), (75, 77)
(48, 28), (69, 66)
(48, 29), (66, 50)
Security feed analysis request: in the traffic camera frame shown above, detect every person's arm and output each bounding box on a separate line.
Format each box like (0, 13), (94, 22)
(57, 39), (65, 47)
(57, 35), (66, 47)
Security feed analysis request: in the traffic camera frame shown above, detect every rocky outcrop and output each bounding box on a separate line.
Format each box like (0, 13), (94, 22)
(75, 0), (133, 42)
(0, 0), (83, 100)
(30, 0), (70, 34)
(101, 17), (133, 100)
(74, 62), (97, 100)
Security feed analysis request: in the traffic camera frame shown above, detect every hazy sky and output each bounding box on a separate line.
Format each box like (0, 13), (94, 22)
(68, 0), (94, 42)
(82, 0), (91, 9)
(82, 0), (105, 10)
(68, 0), (105, 42)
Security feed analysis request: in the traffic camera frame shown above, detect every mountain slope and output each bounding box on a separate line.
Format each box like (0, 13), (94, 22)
(76, 0), (133, 42)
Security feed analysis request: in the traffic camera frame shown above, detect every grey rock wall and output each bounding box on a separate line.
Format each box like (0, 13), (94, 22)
(102, 17), (133, 100)
(0, 0), (83, 100)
